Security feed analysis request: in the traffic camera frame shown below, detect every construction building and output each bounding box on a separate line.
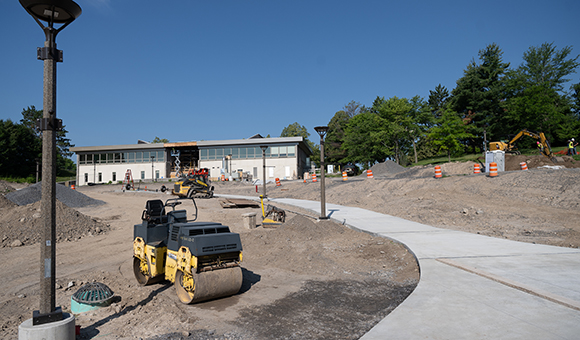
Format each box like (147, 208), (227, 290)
(69, 134), (312, 186)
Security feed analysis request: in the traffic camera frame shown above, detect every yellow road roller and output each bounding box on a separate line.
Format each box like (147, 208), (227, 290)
(133, 198), (243, 304)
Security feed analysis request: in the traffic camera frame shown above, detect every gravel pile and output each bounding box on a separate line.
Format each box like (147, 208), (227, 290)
(368, 160), (407, 177)
(5, 182), (105, 208)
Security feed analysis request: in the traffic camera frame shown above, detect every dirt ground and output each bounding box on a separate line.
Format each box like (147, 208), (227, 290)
(0, 183), (418, 339)
(1, 153), (579, 339)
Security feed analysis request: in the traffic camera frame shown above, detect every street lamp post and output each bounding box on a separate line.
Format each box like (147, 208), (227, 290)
(260, 146), (268, 198)
(151, 155), (155, 182)
(20, 0), (81, 326)
(314, 126), (329, 220)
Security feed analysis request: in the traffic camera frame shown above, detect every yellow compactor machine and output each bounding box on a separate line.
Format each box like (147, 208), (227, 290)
(133, 198), (243, 304)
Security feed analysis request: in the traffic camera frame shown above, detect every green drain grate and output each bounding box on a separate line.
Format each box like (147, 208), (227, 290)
(71, 282), (114, 314)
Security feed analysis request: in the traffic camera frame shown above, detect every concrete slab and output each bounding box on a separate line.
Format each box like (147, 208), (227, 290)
(218, 195), (580, 339)
(360, 260), (580, 340)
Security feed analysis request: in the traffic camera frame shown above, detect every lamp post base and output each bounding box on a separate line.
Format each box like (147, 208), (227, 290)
(19, 311), (75, 340)
(32, 307), (63, 325)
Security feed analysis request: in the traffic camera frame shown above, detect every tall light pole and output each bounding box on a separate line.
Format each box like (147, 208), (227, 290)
(151, 155), (155, 182)
(314, 126), (329, 220)
(260, 145), (268, 198)
(20, 0), (81, 326)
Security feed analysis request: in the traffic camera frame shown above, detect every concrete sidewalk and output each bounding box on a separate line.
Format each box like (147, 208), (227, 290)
(222, 195), (580, 339)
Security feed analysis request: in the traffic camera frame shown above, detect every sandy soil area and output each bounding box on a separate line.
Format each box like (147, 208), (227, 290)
(1, 153), (578, 339)
(0, 183), (417, 339)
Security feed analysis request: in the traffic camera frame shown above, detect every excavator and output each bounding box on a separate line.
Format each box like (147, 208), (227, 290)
(489, 129), (557, 162)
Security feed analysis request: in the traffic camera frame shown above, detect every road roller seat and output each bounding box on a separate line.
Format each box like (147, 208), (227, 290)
(142, 199), (168, 225)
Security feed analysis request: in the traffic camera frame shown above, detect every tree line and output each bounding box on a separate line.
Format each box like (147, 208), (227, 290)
(283, 42), (580, 168)
(0, 106), (75, 179)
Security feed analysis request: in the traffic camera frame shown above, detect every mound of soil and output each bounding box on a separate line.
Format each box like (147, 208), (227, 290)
(0, 181), (109, 248)
(5, 182), (105, 207)
(505, 154), (579, 171)
(0, 198), (110, 248)
(368, 160), (406, 177)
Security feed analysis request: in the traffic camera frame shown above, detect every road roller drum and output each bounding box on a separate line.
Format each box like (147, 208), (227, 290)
(133, 198), (243, 304)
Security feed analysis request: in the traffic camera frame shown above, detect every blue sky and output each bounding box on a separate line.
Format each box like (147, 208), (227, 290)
(2, 0), (580, 148)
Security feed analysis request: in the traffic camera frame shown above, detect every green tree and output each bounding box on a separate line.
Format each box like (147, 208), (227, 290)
(428, 84), (450, 119)
(428, 108), (474, 161)
(0, 119), (40, 178)
(152, 137), (169, 143)
(280, 122), (318, 165)
(325, 110), (350, 165)
(20, 105), (75, 158)
(503, 43), (580, 144)
(450, 43), (510, 148)
(342, 111), (388, 167)
(19, 105), (75, 176)
(407, 96), (434, 163)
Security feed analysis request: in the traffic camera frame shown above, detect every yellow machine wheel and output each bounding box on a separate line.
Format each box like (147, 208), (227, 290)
(175, 267), (243, 304)
(175, 270), (196, 304)
(133, 257), (160, 286)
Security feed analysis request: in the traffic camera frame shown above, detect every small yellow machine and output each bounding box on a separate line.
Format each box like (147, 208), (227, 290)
(490, 129), (556, 161)
(133, 198), (243, 304)
(259, 195), (285, 227)
(172, 168), (214, 198)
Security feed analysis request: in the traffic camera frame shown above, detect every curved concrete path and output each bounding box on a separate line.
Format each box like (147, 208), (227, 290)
(221, 195), (580, 339)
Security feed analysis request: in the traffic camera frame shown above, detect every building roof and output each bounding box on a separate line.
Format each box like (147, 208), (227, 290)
(70, 143), (165, 153)
(70, 136), (312, 155)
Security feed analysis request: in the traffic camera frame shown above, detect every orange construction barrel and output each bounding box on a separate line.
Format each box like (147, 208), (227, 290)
(434, 165), (442, 178)
(489, 162), (498, 177)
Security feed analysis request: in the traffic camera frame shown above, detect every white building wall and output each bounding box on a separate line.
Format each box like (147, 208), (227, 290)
(77, 162), (168, 185)
(200, 157), (298, 181)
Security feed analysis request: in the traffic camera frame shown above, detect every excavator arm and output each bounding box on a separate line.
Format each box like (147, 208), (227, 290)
(507, 129), (556, 161)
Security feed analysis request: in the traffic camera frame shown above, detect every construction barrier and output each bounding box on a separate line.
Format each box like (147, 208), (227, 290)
(473, 164), (481, 174)
(71, 184), (75, 190)
(342, 171), (348, 181)
(312, 173), (317, 182)
(434, 165), (442, 178)
(367, 169), (374, 179)
(489, 162), (498, 177)
(520, 162), (528, 171)
(275, 178), (281, 186)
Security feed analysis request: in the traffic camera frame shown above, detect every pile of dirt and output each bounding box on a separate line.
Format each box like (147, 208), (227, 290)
(0, 198), (110, 248)
(368, 160), (406, 177)
(0, 181), (109, 248)
(241, 215), (417, 282)
(5, 182), (105, 207)
(505, 154), (579, 170)
(213, 158), (580, 249)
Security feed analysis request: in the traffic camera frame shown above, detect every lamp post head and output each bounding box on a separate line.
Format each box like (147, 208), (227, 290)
(259, 145), (268, 152)
(314, 126), (329, 139)
(20, 0), (81, 24)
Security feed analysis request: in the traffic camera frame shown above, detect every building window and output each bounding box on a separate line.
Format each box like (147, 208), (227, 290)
(112, 172), (116, 182)
(155, 170), (160, 179)
(98, 172), (102, 182)
(141, 171), (145, 180)
(84, 173), (88, 183)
